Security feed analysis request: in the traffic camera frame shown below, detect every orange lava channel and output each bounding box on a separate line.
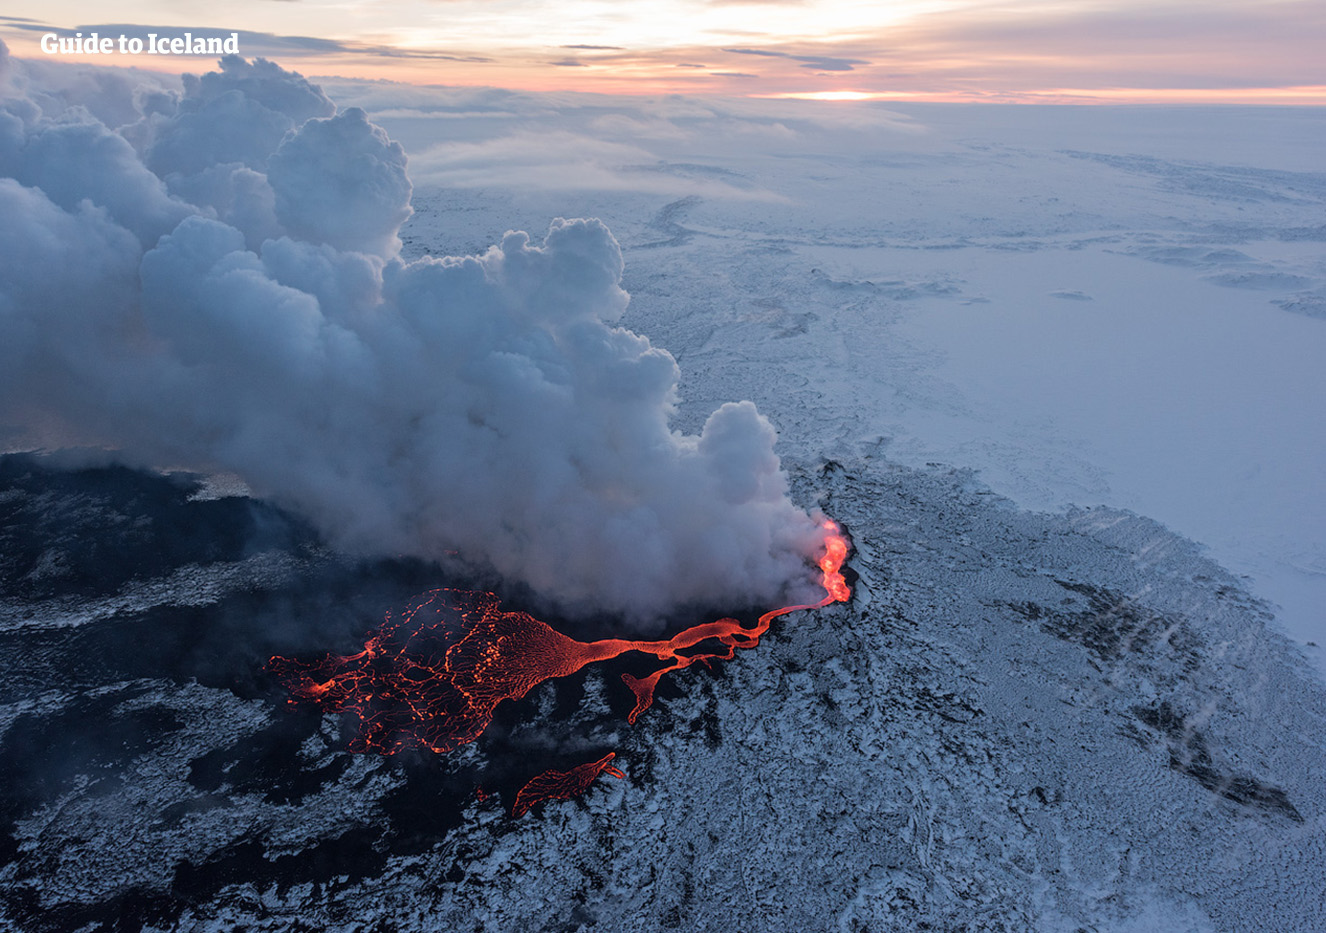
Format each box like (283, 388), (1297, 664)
(269, 521), (850, 806)
(511, 753), (627, 818)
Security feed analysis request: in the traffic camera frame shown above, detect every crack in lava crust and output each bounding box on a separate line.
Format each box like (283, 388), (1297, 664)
(268, 522), (850, 790)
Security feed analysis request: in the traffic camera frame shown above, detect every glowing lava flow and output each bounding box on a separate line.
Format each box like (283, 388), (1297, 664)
(269, 521), (850, 803)
(511, 753), (626, 818)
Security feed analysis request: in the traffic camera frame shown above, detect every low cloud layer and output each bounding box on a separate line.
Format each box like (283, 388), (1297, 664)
(0, 45), (825, 623)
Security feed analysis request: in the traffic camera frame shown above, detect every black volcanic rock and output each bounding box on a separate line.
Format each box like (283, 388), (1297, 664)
(0, 453), (312, 600)
(0, 454), (1323, 933)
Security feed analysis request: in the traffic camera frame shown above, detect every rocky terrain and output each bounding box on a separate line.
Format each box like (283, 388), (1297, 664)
(2, 450), (1322, 932)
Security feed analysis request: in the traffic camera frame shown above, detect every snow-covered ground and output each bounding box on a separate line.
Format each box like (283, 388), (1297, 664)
(7, 451), (1322, 933)
(345, 90), (1326, 670)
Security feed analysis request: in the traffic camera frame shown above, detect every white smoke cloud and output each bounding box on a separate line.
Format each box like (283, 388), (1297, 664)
(0, 46), (826, 624)
(145, 55), (336, 175)
(267, 107), (412, 257)
(5, 117), (194, 242)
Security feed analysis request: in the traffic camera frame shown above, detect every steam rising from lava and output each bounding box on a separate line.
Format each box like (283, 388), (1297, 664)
(268, 521), (849, 760)
(269, 522), (848, 821)
(0, 46), (829, 622)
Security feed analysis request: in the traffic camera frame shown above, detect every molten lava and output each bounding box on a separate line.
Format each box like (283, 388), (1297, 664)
(269, 521), (849, 809)
(512, 753), (626, 818)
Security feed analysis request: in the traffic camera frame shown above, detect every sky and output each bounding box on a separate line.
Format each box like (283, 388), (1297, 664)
(1, 0), (1324, 102)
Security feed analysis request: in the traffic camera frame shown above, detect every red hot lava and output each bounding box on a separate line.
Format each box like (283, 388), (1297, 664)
(269, 521), (850, 810)
(511, 753), (626, 818)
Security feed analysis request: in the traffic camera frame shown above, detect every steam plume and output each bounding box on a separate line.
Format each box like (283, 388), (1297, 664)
(0, 47), (823, 623)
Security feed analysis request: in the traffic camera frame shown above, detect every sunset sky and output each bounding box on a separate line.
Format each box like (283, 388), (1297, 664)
(2, 0), (1324, 102)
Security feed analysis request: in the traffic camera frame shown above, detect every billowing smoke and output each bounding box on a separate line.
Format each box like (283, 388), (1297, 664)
(0, 46), (825, 624)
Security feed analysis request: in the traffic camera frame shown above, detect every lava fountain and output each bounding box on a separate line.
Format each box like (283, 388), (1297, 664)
(269, 521), (850, 812)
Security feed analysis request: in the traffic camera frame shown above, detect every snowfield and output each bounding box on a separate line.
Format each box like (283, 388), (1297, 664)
(2, 94), (1324, 932)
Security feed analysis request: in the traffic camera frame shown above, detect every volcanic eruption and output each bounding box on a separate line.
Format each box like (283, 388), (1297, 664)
(270, 522), (850, 814)
(0, 47), (829, 625)
(0, 48), (851, 813)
